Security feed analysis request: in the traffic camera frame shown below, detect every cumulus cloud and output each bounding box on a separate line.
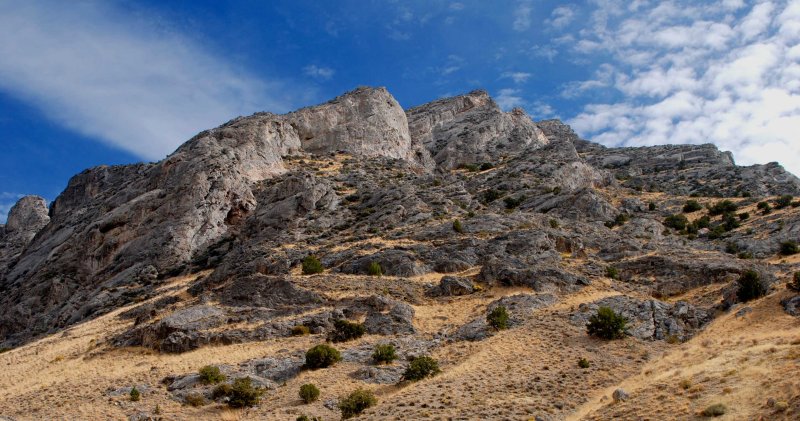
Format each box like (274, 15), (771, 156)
(495, 88), (526, 110)
(547, 6), (576, 29)
(513, 0), (533, 31)
(501, 71), (533, 84)
(303, 65), (336, 80)
(0, 1), (297, 162)
(566, 0), (800, 176)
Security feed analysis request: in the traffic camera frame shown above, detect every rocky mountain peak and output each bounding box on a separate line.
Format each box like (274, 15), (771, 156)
(4, 195), (48, 237)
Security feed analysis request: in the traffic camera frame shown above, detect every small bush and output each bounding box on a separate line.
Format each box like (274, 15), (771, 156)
(480, 162), (494, 171)
(776, 195), (793, 209)
(758, 201), (772, 214)
(503, 195), (526, 210)
(549, 219), (559, 228)
(737, 270), (766, 302)
(228, 377), (263, 408)
(578, 358), (590, 369)
(291, 325), (311, 336)
(338, 388), (377, 419)
(302, 255), (325, 275)
(483, 189), (502, 203)
(487, 306), (509, 330)
(199, 365), (226, 385)
(403, 356), (441, 381)
(791, 272), (800, 291)
(452, 219), (464, 233)
(367, 261), (383, 276)
(372, 344), (397, 364)
(212, 383), (233, 400)
(587, 306), (627, 340)
(185, 392), (206, 407)
(709, 200), (737, 216)
(648, 202), (657, 211)
(695, 215), (711, 229)
(305, 344), (342, 369)
(605, 213), (629, 228)
(459, 163), (480, 172)
(721, 213), (740, 231)
(606, 266), (619, 280)
(700, 403), (727, 417)
(328, 319), (366, 343)
(664, 214), (689, 230)
(683, 200), (703, 213)
(738, 212), (749, 221)
(129, 386), (141, 402)
(779, 240), (799, 255)
(299, 383), (320, 404)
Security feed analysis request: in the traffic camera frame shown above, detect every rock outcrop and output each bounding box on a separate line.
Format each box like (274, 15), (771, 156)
(0, 195), (49, 278)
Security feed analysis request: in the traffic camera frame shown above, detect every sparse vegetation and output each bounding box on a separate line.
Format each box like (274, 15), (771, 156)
(212, 383), (233, 400)
(403, 356), (441, 381)
(605, 213), (629, 228)
(776, 194), (793, 209)
(487, 305), (509, 330)
(757, 201), (772, 215)
(483, 189), (502, 203)
(708, 200), (737, 216)
(327, 319), (366, 343)
(338, 388), (377, 419)
(372, 344), (397, 364)
(700, 403), (727, 417)
(648, 202), (656, 211)
(199, 365), (226, 385)
(503, 195), (526, 210)
(227, 377), (264, 408)
(779, 240), (799, 256)
(299, 383), (320, 404)
(549, 218), (559, 228)
(305, 344), (342, 368)
(367, 261), (383, 276)
(302, 255), (325, 274)
(606, 266), (620, 280)
(129, 386), (141, 402)
(291, 325), (311, 336)
(578, 357), (590, 369)
(185, 392), (206, 407)
(683, 200), (703, 213)
(452, 219), (464, 233)
(664, 214), (689, 230)
(587, 306), (627, 340)
(737, 270), (767, 302)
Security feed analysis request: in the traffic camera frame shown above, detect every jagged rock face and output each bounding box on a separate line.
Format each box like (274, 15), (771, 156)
(0, 195), (49, 277)
(407, 90), (548, 169)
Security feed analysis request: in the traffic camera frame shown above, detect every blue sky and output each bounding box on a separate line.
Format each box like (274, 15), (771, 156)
(1, 0), (799, 222)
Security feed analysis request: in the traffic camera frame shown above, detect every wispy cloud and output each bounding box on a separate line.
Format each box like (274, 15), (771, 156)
(513, 0), (533, 32)
(566, 0), (800, 176)
(495, 88), (526, 110)
(303, 65), (336, 80)
(0, 1), (301, 162)
(501, 71), (533, 84)
(546, 6), (576, 29)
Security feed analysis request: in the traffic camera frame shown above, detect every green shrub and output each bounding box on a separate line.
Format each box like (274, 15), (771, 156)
(737, 270), (766, 302)
(664, 214), (689, 230)
(549, 219), (559, 228)
(683, 200), (703, 213)
(129, 386), (141, 402)
(738, 212), (750, 220)
(587, 306), (627, 340)
(480, 162), (494, 171)
(695, 215), (711, 229)
(776, 195), (793, 209)
(459, 163), (480, 172)
(708, 225), (726, 240)
(721, 213), (740, 231)
(724, 242), (739, 255)
(578, 357), (590, 369)
(403, 356), (441, 381)
(302, 255), (325, 275)
(791, 272), (800, 291)
(305, 344), (342, 369)
(780, 240), (799, 255)
(487, 306), (509, 330)
(212, 383), (233, 400)
(291, 325), (311, 336)
(185, 392), (206, 407)
(757, 201), (772, 214)
(338, 388), (377, 419)
(228, 377), (264, 408)
(299, 383), (320, 404)
(700, 403), (727, 417)
(367, 261), (383, 276)
(452, 219), (464, 233)
(328, 319), (366, 343)
(483, 189), (502, 203)
(606, 266), (619, 280)
(503, 195), (526, 210)
(648, 202), (656, 211)
(199, 365), (226, 385)
(709, 200), (737, 216)
(372, 344), (397, 364)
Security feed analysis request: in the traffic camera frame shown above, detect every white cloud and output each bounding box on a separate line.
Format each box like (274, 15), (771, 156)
(565, 0), (800, 176)
(513, 0), (533, 32)
(547, 6), (576, 29)
(450, 3), (465, 11)
(501, 71), (533, 84)
(495, 88), (526, 110)
(303, 65), (336, 80)
(0, 1), (299, 162)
